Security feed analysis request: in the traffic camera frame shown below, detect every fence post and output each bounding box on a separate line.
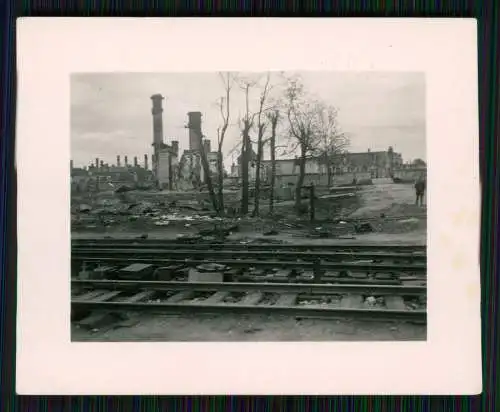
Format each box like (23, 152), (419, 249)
(309, 183), (315, 221)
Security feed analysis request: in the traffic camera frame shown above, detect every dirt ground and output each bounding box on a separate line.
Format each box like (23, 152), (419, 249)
(72, 182), (427, 341)
(349, 183), (426, 219)
(72, 183), (426, 244)
(72, 313), (426, 342)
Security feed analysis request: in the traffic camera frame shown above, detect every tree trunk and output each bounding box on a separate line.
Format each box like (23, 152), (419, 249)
(269, 142), (276, 215)
(216, 146), (225, 215)
(252, 125), (264, 216)
(269, 113), (278, 215)
(241, 123), (250, 215)
(295, 143), (307, 214)
(198, 133), (218, 214)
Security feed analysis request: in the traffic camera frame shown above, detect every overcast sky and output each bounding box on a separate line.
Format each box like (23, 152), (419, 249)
(71, 71), (425, 168)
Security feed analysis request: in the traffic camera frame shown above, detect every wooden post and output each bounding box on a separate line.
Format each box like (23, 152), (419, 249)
(309, 183), (315, 221)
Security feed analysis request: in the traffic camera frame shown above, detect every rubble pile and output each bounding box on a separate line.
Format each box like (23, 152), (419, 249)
(71, 193), (225, 231)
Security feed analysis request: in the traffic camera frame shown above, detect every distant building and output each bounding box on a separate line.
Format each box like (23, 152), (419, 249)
(334, 147), (403, 178)
(232, 146), (404, 181)
(70, 157), (154, 193)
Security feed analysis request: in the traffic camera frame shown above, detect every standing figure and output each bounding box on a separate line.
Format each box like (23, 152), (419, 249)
(414, 175), (426, 206)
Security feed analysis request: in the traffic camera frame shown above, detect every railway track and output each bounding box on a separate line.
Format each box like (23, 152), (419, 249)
(71, 240), (427, 284)
(72, 247), (426, 264)
(71, 280), (427, 323)
(72, 238), (427, 253)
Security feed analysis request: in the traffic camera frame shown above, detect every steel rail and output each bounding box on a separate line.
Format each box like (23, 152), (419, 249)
(70, 255), (427, 272)
(72, 239), (426, 252)
(71, 247), (427, 261)
(71, 300), (426, 322)
(72, 280), (426, 295)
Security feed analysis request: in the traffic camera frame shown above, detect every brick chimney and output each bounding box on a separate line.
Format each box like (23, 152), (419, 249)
(117, 155), (121, 167)
(144, 154), (148, 170)
(187, 111), (202, 152)
(95, 158), (99, 170)
(134, 156), (138, 167)
(124, 156), (128, 167)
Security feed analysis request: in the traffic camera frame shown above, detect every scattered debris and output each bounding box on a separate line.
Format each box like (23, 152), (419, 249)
(365, 296), (376, 306)
(354, 222), (374, 233)
(176, 234), (202, 243)
(397, 218), (420, 224)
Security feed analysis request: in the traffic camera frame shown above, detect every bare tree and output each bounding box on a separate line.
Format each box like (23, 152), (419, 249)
(267, 110), (280, 214)
(314, 104), (349, 186)
(197, 132), (219, 214)
(252, 73), (273, 216)
(238, 78), (257, 215)
(215, 72), (236, 214)
(283, 78), (322, 214)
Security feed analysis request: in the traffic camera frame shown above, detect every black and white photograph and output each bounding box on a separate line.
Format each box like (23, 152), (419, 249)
(17, 19), (481, 395)
(70, 71), (427, 342)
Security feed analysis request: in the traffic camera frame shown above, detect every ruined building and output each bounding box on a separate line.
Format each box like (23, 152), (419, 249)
(177, 111), (220, 190)
(70, 154), (154, 193)
(72, 95), (225, 193)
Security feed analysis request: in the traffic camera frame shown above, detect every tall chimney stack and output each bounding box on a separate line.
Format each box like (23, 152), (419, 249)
(134, 156), (138, 167)
(95, 158), (99, 170)
(124, 156), (128, 166)
(144, 154), (148, 170)
(151, 94), (165, 147)
(117, 155), (121, 167)
(187, 111), (203, 152)
(100, 160), (104, 168)
(151, 94), (165, 179)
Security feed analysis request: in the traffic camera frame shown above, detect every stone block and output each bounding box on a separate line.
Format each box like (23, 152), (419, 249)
(118, 263), (154, 280)
(188, 268), (224, 283)
(385, 296), (406, 310)
(154, 267), (176, 281)
(340, 294), (363, 308)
